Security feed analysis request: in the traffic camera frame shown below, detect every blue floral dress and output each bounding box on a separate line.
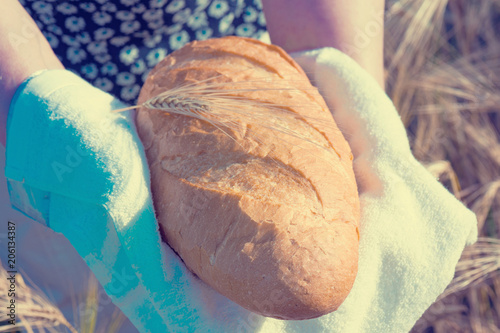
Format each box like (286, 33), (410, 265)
(20, 0), (267, 103)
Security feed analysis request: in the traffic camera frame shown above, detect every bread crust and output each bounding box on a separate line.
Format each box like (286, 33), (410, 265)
(136, 36), (360, 320)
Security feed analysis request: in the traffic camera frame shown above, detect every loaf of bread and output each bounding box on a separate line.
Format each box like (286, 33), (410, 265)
(135, 36), (360, 320)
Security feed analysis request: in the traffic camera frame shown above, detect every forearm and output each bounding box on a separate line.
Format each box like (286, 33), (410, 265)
(261, 0), (385, 88)
(0, 0), (63, 147)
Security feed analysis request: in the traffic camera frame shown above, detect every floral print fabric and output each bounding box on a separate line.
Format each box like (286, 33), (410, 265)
(20, 0), (267, 102)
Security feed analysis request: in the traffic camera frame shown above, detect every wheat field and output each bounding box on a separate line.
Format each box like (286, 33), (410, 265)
(386, 0), (500, 332)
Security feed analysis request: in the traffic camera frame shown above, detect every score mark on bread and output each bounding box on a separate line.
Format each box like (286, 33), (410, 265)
(134, 36), (360, 320)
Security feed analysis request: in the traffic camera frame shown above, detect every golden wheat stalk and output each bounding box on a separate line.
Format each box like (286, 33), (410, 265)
(113, 73), (344, 162)
(386, 0), (500, 330)
(438, 238), (500, 301)
(75, 276), (125, 333)
(0, 263), (77, 333)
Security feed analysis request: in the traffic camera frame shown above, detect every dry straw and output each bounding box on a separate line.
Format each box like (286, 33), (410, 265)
(384, 0), (500, 331)
(2, 0), (499, 331)
(0, 263), (125, 332)
(0, 262), (78, 333)
(114, 70), (345, 164)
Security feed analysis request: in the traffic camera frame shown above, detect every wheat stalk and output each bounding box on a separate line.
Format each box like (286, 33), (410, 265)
(0, 263), (77, 333)
(113, 72), (345, 164)
(386, 0), (500, 330)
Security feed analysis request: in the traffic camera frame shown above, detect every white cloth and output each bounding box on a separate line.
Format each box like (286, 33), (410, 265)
(3, 47), (477, 333)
